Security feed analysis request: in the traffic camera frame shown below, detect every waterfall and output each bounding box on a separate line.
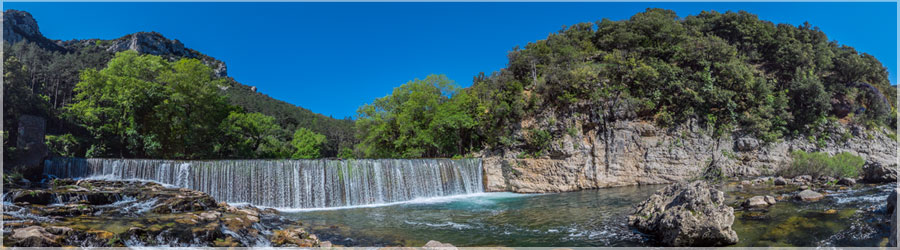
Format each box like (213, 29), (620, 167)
(43, 158), (484, 209)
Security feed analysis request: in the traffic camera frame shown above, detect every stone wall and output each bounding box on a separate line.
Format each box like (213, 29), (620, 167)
(11, 115), (48, 180)
(482, 120), (898, 193)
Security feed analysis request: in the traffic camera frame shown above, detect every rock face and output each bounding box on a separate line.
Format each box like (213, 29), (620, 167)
(2, 10), (64, 51)
(628, 181), (738, 246)
(482, 118), (897, 193)
(795, 190), (824, 202)
(3, 9), (226, 78)
(861, 161), (897, 183)
(101, 32), (227, 77)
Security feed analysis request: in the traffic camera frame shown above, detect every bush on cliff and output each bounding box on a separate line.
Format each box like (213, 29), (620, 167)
(779, 151), (864, 178)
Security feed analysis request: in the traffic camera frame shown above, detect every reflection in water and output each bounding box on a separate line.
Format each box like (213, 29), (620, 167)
(284, 183), (894, 247)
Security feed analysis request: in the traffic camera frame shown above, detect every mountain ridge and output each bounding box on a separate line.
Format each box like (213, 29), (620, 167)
(2, 9), (355, 157)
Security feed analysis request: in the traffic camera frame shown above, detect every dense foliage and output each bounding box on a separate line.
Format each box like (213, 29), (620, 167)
(3, 42), (112, 161)
(779, 151), (864, 178)
(355, 9), (896, 158)
(290, 127), (326, 159)
(355, 75), (481, 158)
(3, 37), (355, 160)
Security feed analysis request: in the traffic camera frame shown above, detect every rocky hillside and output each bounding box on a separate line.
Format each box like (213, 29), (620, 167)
(2, 9), (355, 157)
(474, 9), (899, 192)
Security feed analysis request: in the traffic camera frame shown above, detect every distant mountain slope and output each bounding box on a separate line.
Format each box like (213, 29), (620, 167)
(2, 9), (355, 157)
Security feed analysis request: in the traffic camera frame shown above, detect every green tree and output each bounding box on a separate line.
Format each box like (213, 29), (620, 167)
(355, 74), (464, 158)
(219, 112), (288, 158)
(291, 127), (326, 159)
(66, 51), (232, 158)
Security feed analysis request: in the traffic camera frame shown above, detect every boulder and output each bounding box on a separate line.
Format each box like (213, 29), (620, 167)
(423, 240), (458, 250)
(793, 175), (812, 184)
(628, 181), (738, 246)
(774, 177), (787, 186)
(837, 177), (856, 186)
(742, 196), (769, 208)
(764, 195), (777, 205)
(10, 226), (60, 247)
(861, 162), (897, 183)
(734, 138), (759, 152)
(795, 190), (824, 202)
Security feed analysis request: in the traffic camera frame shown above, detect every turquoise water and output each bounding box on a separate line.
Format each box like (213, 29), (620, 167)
(282, 183), (895, 247)
(283, 185), (662, 247)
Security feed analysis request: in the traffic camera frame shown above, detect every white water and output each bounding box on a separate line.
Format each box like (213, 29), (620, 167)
(43, 158), (484, 209)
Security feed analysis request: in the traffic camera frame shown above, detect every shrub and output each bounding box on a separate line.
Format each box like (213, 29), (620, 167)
(779, 151), (864, 178)
(525, 128), (552, 156)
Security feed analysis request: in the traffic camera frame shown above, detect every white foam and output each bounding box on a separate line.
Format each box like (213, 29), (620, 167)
(261, 192), (533, 212)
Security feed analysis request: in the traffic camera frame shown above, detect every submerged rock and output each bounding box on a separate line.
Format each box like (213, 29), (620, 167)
(628, 181), (738, 246)
(795, 190), (824, 202)
(861, 161), (897, 183)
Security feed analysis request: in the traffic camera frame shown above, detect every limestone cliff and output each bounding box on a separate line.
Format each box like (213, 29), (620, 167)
(3, 9), (226, 77)
(2, 9), (65, 51)
(481, 108), (897, 193)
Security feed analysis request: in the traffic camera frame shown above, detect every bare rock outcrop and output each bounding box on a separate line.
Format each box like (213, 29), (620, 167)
(861, 161), (897, 183)
(482, 116), (897, 193)
(2, 9), (65, 51)
(102, 32), (227, 77)
(627, 181), (738, 246)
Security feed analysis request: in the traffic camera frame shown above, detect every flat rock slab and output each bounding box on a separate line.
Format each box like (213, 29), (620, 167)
(795, 190), (824, 202)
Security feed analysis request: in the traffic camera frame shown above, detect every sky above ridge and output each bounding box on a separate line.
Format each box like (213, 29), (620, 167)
(4, 2), (897, 119)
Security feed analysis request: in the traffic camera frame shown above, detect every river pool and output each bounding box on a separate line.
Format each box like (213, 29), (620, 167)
(283, 183), (895, 247)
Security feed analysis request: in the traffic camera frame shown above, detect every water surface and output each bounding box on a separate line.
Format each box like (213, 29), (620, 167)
(284, 183), (894, 247)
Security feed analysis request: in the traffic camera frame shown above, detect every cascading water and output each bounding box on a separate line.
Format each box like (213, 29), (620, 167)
(43, 158), (484, 209)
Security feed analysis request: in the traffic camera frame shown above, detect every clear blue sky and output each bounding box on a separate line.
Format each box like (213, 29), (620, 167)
(5, 2), (897, 119)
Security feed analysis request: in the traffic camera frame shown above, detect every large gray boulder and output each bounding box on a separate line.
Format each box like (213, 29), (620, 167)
(861, 161), (897, 183)
(628, 181), (738, 246)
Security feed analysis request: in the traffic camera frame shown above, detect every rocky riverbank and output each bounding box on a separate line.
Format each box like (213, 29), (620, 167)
(2, 179), (325, 247)
(628, 173), (897, 247)
(482, 119), (897, 193)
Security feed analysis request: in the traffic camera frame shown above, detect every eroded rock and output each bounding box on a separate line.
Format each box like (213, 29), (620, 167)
(628, 181), (738, 246)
